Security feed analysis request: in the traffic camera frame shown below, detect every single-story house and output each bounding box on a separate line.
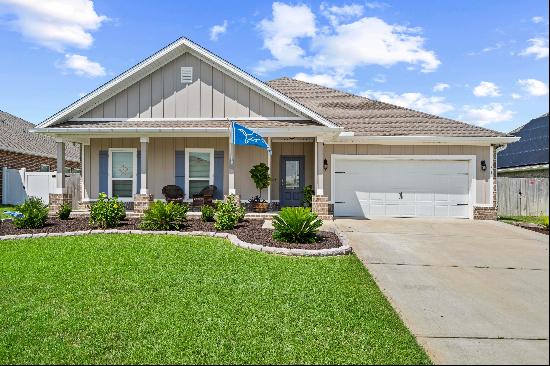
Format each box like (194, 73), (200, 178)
(32, 37), (518, 220)
(0, 110), (80, 203)
(498, 113), (548, 178)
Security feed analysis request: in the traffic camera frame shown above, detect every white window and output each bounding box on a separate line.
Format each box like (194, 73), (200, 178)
(185, 148), (214, 198)
(108, 148), (137, 201)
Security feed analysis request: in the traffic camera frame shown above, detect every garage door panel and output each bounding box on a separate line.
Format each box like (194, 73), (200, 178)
(333, 157), (471, 218)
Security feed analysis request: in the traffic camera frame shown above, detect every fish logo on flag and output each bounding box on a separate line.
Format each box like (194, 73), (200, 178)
(231, 121), (271, 154)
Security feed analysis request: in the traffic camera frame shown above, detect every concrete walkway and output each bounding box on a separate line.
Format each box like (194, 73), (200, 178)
(335, 218), (549, 365)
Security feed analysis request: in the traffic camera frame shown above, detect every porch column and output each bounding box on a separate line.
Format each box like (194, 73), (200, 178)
(267, 137), (272, 203)
(316, 140), (324, 196)
(228, 137), (236, 195)
(140, 137), (149, 194)
(55, 139), (66, 194)
(81, 142), (91, 201)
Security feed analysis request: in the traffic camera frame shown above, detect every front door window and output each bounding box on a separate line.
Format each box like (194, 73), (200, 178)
(285, 160), (300, 189)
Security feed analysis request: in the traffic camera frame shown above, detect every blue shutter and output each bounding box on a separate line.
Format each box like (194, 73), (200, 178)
(214, 150), (224, 199)
(175, 150), (185, 193)
(136, 151), (141, 194)
(99, 150), (108, 194)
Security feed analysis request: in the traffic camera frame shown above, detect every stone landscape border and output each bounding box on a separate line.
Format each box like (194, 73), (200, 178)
(0, 228), (353, 257)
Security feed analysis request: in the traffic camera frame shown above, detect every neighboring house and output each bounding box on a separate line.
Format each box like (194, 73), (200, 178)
(32, 37), (517, 220)
(498, 113), (549, 178)
(0, 110), (80, 203)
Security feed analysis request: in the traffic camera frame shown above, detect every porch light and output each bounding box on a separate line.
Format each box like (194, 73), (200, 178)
(323, 158), (328, 171)
(481, 160), (487, 171)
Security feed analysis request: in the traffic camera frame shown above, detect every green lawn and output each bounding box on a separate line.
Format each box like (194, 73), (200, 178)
(0, 234), (430, 364)
(498, 215), (548, 226)
(0, 205), (17, 220)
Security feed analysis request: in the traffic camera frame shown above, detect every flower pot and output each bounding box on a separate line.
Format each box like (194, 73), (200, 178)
(253, 202), (269, 213)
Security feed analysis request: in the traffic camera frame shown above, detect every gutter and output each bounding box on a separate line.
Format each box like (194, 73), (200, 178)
(327, 135), (520, 145)
(498, 164), (549, 173)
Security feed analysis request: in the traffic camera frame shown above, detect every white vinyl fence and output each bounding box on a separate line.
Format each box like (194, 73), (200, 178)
(497, 177), (549, 216)
(2, 167), (81, 208)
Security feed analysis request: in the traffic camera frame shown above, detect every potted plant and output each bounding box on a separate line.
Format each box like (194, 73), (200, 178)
(249, 162), (271, 213)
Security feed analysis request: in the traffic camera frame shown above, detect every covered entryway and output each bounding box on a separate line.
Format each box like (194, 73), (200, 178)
(332, 155), (475, 218)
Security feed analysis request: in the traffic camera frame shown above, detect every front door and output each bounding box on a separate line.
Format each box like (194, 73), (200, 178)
(280, 156), (305, 207)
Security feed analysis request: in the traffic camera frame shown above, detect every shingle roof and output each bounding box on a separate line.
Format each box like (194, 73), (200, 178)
(0, 110), (80, 162)
(268, 77), (507, 137)
(53, 119), (318, 129)
(498, 113), (549, 169)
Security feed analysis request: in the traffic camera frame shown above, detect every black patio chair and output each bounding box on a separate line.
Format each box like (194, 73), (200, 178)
(162, 185), (184, 204)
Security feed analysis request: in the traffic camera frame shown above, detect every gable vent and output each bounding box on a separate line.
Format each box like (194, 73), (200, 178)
(180, 67), (193, 83)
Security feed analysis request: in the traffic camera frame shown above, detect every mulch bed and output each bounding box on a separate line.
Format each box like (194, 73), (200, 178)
(0, 217), (341, 250)
(509, 222), (549, 236)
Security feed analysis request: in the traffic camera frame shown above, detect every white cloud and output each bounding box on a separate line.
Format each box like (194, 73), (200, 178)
(61, 54), (105, 77)
(365, 2), (389, 9)
(320, 3), (363, 26)
(462, 103), (514, 126)
(433, 82), (450, 92)
(518, 78), (549, 96)
(511, 93), (522, 100)
(209, 20), (228, 41)
(256, 2), (316, 73)
(361, 90), (454, 115)
(532, 16), (544, 24)
(294, 72), (356, 88)
(255, 3), (440, 78)
(473, 81), (501, 97)
(0, 0), (107, 51)
(519, 37), (549, 59)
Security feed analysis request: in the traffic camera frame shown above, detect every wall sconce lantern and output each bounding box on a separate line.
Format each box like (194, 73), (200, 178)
(481, 160), (487, 171)
(323, 158), (328, 171)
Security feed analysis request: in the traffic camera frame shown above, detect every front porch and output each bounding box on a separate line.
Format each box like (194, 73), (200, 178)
(51, 136), (332, 219)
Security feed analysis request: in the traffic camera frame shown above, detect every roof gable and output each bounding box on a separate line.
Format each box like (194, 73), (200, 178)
(39, 38), (338, 129)
(268, 77), (508, 138)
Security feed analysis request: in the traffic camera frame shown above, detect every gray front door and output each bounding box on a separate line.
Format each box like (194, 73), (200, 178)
(280, 156), (305, 207)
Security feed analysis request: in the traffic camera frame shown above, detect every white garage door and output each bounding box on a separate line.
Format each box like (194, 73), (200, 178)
(333, 157), (472, 218)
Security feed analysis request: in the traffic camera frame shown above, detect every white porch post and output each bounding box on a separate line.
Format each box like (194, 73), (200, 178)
(267, 137), (272, 202)
(81, 142), (91, 200)
(140, 137), (149, 194)
(55, 139), (66, 194)
(316, 139), (324, 196)
(228, 137), (236, 195)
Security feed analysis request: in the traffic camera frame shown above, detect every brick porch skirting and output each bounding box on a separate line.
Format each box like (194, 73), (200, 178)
(312, 195), (333, 220)
(49, 193), (72, 215)
(133, 194), (154, 214)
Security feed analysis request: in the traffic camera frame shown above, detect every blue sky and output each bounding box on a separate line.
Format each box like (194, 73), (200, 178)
(0, 0), (548, 132)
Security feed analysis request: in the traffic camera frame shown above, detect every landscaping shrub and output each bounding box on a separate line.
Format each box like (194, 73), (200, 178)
(273, 207), (323, 243)
(543, 216), (549, 230)
(201, 204), (215, 222)
(214, 195), (240, 230)
(249, 163), (271, 198)
(57, 202), (72, 220)
(302, 185), (314, 207)
(89, 193), (126, 229)
(140, 201), (188, 231)
(236, 205), (246, 223)
(13, 197), (48, 229)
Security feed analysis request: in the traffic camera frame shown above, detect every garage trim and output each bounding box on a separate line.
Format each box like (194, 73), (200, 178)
(331, 154), (477, 219)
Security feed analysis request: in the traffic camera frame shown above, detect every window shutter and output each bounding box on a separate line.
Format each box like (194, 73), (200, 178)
(214, 150), (224, 199)
(99, 150), (108, 194)
(175, 150), (185, 192)
(136, 151), (141, 194)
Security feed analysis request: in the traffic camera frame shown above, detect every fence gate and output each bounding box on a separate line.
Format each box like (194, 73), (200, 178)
(1, 167), (26, 205)
(497, 177), (549, 216)
(2, 169), (81, 208)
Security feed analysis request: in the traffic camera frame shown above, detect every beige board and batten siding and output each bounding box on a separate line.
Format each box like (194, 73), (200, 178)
(89, 137), (229, 200)
(80, 52), (298, 119)
(324, 144), (491, 205)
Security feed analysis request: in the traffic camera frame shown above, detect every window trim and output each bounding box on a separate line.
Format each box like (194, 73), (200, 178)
(108, 148), (137, 202)
(185, 148), (214, 199)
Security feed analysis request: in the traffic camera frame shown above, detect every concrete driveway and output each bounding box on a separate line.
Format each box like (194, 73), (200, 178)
(335, 218), (549, 365)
